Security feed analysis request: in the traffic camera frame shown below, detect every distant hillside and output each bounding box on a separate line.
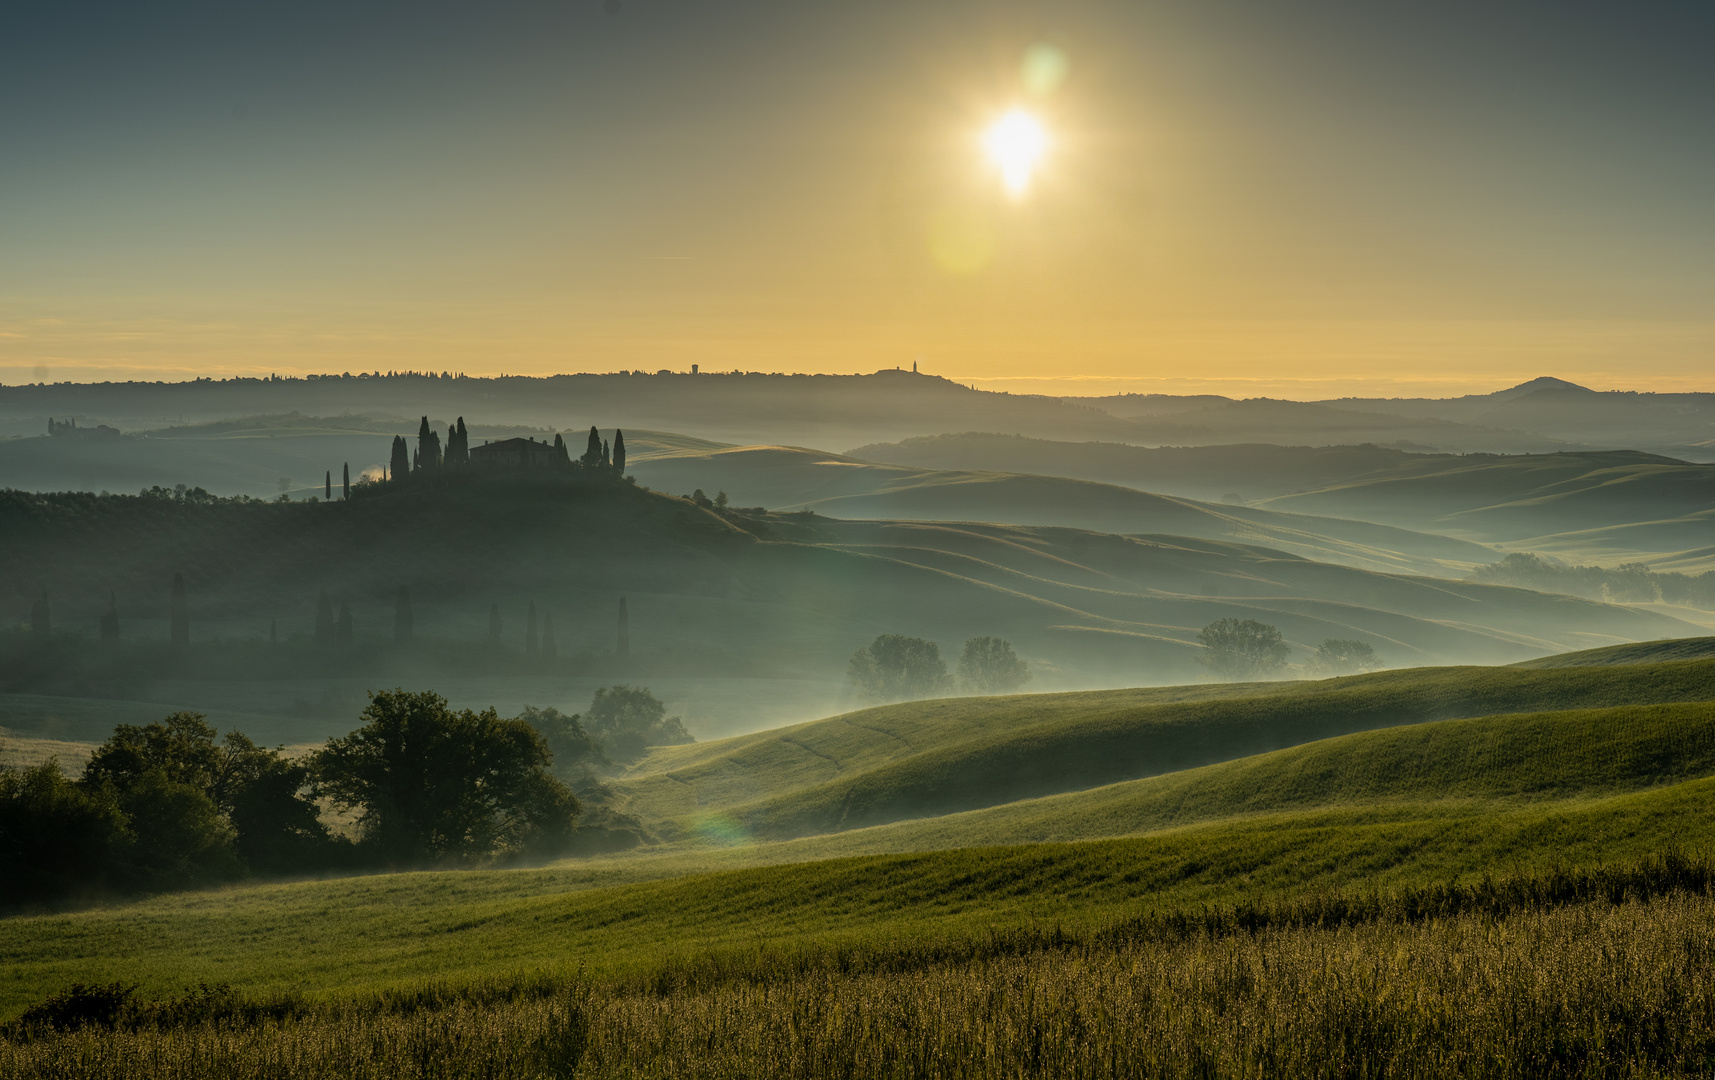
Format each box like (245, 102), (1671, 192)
(1510, 637), (1715, 668)
(1069, 378), (1715, 458)
(0, 478), (1694, 725)
(0, 370), (1142, 452)
(1066, 397), (1576, 454)
(844, 434), (1422, 503)
(1256, 450), (1715, 566)
(627, 443), (1498, 576)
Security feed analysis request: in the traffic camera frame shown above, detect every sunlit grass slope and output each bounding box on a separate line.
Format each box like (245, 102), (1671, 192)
(7, 776), (1715, 1016)
(1511, 635), (1715, 668)
(619, 658), (1715, 840)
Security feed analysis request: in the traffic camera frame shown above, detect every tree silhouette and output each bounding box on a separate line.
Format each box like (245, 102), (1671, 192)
(389, 436), (409, 482)
(324, 471), (331, 501)
(583, 426), (602, 468)
(583, 685), (692, 764)
(313, 689), (579, 864)
(956, 636), (1031, 694)
(393, 586), (413, 643)
(315, 590), (335, 648)
(415, 416), (441, 473)
(848, 634), (949, 701)
(1309, 639), (1381, 676)
(342, 462), (350, 500)
(170, 574), (190, 648)
(99, 591), (119, 643)
(1197, 619), (1290, 680)
(612, 430), (626, 475)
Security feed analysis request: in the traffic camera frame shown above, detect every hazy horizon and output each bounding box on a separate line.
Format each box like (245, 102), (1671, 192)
(5, 1), (1713, 393)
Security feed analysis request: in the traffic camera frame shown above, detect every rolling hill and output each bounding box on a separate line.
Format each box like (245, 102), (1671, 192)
(626, 442), (1498, 576)
(611, 657), (1715, 842)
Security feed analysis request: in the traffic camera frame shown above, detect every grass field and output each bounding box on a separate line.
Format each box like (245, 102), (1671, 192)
(6, 644), (1715, 1075)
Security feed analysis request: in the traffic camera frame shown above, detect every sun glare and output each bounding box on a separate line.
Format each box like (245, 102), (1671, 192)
(984, 109), (1048, 197)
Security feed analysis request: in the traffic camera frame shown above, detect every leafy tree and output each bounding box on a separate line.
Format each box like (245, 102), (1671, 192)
(612, 429), (626, 475)
(393, 586), (412, 643)
(849, 634), (949, 701)
(0, 760), (127, 906)
(1196, 619), (1290, 681)
(516, 705), (609, 778)
(313, 689), (579, 864)
(83, 711), (337, 883)
(583, 685), (692, 764)
(170, 573), (189, 648)
(1308, 639), (1382, 676)
(956, 636), (1031, 694)
(389, 435), (409, 481)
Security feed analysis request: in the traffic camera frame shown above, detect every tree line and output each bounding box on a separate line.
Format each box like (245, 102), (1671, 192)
(383, 417), (629, 481)
(0, 685), (693, 909)
(1472, 552), (1715, 609)
(848, 623), (1385, 701)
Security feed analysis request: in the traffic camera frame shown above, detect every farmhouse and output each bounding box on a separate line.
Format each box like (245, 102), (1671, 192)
(470, 436), (564, 469)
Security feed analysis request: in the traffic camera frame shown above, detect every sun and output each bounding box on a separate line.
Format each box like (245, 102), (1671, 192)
(984, 109), (1049, 197)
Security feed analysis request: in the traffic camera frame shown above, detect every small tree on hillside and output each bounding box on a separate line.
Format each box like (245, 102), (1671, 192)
(1197, 619), (1290, 681)
(583, 685), (693, 765)
(314, 689), (579, 865)
(849, 634), (949, 701)
(1308, 638), (1382, 676)
(956, 636), (1031, 694)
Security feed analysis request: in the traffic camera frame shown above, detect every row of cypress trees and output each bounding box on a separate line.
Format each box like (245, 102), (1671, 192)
(26, 577), (188, 646)
(383, 417), (628, 480)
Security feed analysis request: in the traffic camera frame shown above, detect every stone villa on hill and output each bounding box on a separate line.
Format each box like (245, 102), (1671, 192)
(470, 436), (564, 469)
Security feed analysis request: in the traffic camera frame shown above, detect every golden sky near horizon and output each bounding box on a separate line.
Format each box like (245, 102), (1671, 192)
(2, 2), (1712, 398)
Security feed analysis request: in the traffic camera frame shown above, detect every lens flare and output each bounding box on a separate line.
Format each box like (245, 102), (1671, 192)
(984, 110), (1048, 197)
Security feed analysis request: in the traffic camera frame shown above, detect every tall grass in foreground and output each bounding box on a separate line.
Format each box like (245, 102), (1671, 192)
(7, 857), (1715, 1078)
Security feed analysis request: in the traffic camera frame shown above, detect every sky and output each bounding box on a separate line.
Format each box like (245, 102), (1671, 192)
(2, 0), (1712, 397)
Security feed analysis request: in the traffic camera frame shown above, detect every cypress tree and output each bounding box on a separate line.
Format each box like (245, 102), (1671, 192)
(617, 596), (629, 659)
(390, 435), (410, 481)
(325, 471), (331, 500)
(612, 429), (626, 475)
(525, 601), (539, 657)
(416, 416), (442, 472)
(170, 573), (190, 647)
(542, 611), (556, 660)
(343, 462), (350, 500)
(584, 426), (602, 468)
(600, 438), (611, 470)
(553, 433), (569, 466)
(100, 591), (119, 643)
(315, 589), (335, 647)
(488, 602), (502, 646)
(454, 417), (469, 464)
(337, 600), (353, 647)
(393, 586), (413, 643)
